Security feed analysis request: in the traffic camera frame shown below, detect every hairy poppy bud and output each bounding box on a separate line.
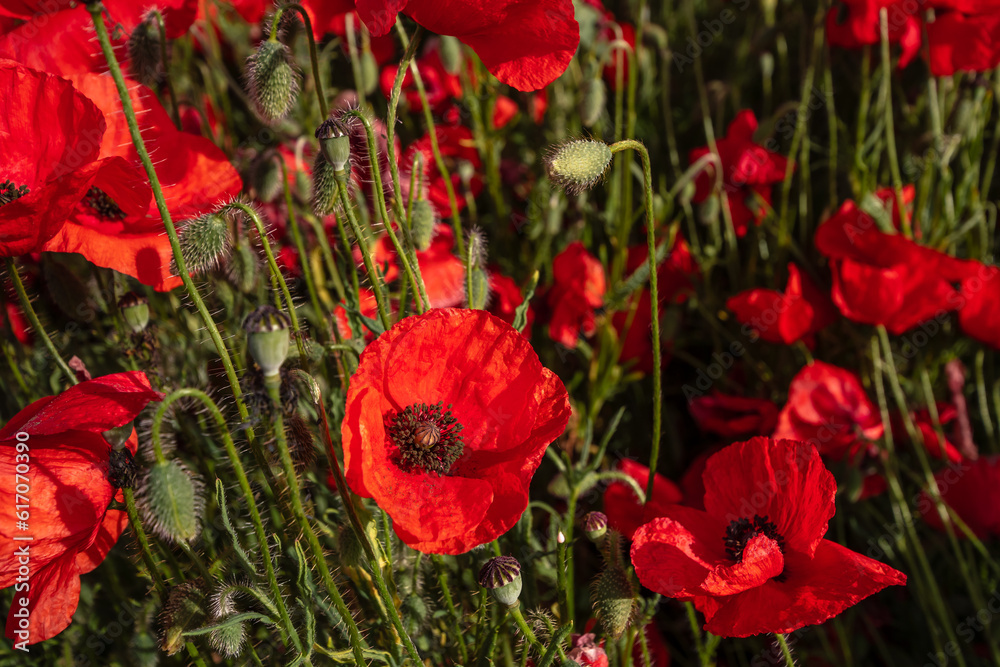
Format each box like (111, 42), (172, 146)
(119, 292), (150, 333)
(159, 582), (207, 656)
(247, 150), (283, 203)
(315, 117), (352, 172)
(127, 11), (162, 86)
(310, 152), (339, 216)
(246, 39), (299, 122)
(244, 305), (291, 377)
(208, 617), (247, 658)
(545, 139), (613, 195)
(357, 51), (378, 96)
(580, 78), (606, 128)
(178, 212), (232, 274)
(228, 243), (260, 293)
(410, 198), (437, 251)
(583, 511), (608, 542)
(591, 564), (637, 639)
(479, 556), (522, 608)
(139, 459), (205, 544)
(439, 36), (463, 73)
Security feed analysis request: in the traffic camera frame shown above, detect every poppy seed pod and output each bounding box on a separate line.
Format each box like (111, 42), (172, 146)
(119, 292), (150, 333)
(246, 39), (299, 122)
(315, 117), (352, 172)
(545, 139), (613, 195)
(139, 459), (205, 545)
(479, 556), (522, 608)
(244, 305), (291, 377)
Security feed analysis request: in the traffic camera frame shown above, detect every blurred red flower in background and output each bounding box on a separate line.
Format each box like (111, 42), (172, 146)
(689, 392), (780, 439)
(342, 308), (570, 554)
(773, 361), (884, 461)
(825, 0), (921, 68)
(631, 438), (906, 637)
(548, 242), (606, 348)
(603, 459), (683, 540)
(690, 110), (790, 238)
(919, 456), (1000, 538)
(0, 372), (162, 643)
(726, 263), (837, 346)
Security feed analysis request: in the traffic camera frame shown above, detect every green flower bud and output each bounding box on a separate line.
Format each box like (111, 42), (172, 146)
(479, 556), (522, 608)
(545, 139), (613, 195)
(127, 11), (162, 87)
(582, 511), (608, 542)
(139, 459), (205, 545)
(591, 564), (637, 640)
(310, 152), (339, 216)
(158, 582), (207, 656)
(580, 78), (606, 128)
(359, 50), (379, 96)
(439, 36), (463, 74)
(208, 617), (247, 659)
(244, 305), (291, 377)
(119, 292), (150, 333)
(178, 212), (232, 275)
(315, 117), (352, 172)
(410, 199), (437, 251)
(246, 39), (299, 123)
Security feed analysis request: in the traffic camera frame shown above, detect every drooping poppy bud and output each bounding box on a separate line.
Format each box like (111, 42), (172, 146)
(246, 39), (300, 123)
(139, 459), (205, 544)
(177, 212), (232, 274)
(127, 10), (163, 86)
(545, 139), (614, 195)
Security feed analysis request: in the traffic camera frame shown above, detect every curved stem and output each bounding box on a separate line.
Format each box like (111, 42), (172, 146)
(393, 21), (465, 257)
(265, 378), (368, 665)
(223, 201), (307, 359)
(273, 3), (328, 118)
(152, 389), (301, 654)
(774, 634), (796, 667)
(609, 140), (661, 506)
(335, 170), (392, 330)
(3, 258), (77, 385)
(86, 3), (263, 467)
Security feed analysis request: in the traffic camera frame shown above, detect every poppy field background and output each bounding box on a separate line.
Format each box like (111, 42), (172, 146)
(0, 0), (999, 665)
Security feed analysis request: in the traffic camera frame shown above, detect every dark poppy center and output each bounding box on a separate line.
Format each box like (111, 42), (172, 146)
(386, 401), (464, 475)
(0, 180), (30, 207)
(724, 514), (785, 563)
(85, 187), (127, 221)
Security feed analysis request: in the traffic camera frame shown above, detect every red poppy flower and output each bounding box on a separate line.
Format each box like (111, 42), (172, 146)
(679, 446), (723, 511)
(631, 437), (906, 637)
(890, 404), (963, 463)
(0, 372), (163, 644)
(957, 262), (1000, 348)
(689, 392), (779, 439)
(487, 269), (533, 336)
(0, 10), (120, 75)
(38, 71), (241, 291)
(603, 459), (683, 540)
(814, 198), (978, 334)
(926, 9), (1000, 75)
(919, 457), (1000, 538)
(690, 110), (790, 238)
(727, 263), (837, 346)
(773, 362), (884, 461)
(567, 632), (609, 667)
(1, 299), (29, 345)
(826, 0), (921, 68)
(354, 0), (579, 91)
(612, 236), (698, 373)
(342, 308), (571, 554)
(547, 242), (606, 348)
(334, 288), (379, 341)
(0, 60), (149, 257)
(401, 126), (482, 218)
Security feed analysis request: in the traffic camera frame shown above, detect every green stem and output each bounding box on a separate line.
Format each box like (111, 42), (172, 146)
(151, 389), (301, 654)
(3, 258), (77, 385)
(393, 21), (465, 257)
(335, 170), (392, 330)
(272, 3), (328, 118)
(609, 140), (661, 506)
(265, 377), (368, 665)
(225, 202), (308, 359)
(774, 634), (796, 667)
(280, 159), (326, 340)
(87, 2), (262, 465)
(432, 555), (470, 664)
(878, 9), (909, 235)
